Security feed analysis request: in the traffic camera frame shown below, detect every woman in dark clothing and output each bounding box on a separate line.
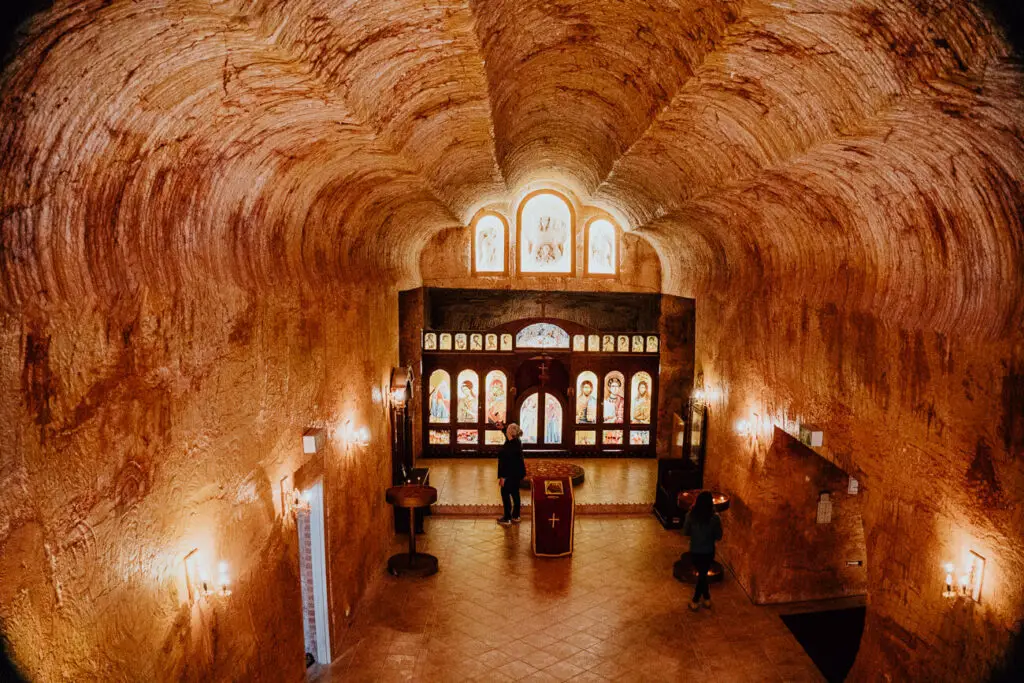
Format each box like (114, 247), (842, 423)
(496, 423), (527, 526)
(683, 490), (723, 610)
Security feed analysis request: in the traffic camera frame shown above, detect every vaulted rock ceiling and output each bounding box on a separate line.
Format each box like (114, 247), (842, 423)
(1, 0), (1021, 327)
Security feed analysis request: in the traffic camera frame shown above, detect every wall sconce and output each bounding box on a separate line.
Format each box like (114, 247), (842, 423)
(286, 488), (311, 517)
(184, 549), (232, 602)
(942, 552), (986, 602)
(390, 366), (412, 411)
(217, 561), (232, 597)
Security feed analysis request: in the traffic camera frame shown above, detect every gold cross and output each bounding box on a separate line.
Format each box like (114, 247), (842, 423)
(549, 514), (560, 529)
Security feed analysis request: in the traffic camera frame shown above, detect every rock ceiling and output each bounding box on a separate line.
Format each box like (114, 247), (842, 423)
(0, 0), (1021, 335)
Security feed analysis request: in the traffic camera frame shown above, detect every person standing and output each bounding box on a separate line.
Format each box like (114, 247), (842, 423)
(683, 491), (723, 610)
(497, 423), (526, 526)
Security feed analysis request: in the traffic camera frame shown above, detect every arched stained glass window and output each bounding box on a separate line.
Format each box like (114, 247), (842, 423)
(544, 395), (562, 444)
(576, 371), (598, 424)
(603, 371), (625, 424)
(472, 212), (507, 274)
(631, 371), (652, 424)
(485, 370), (507, 426)
(518, 191), (574, 274)
(428, 370), (450, 424)
(456, 370), (479, 423)
(586, 218), (617, 275)
(520, 393), (539, 444)
(516, 322), (570, 349)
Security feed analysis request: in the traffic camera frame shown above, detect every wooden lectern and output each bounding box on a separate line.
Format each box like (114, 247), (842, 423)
(531, 476), (574, 558)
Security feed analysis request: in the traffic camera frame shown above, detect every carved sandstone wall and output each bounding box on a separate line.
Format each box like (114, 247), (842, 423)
(697, 289), (1024, 681)
(0, 285), (398, 681)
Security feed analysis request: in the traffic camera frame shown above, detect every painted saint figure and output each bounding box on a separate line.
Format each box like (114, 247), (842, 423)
(428, 371), (450, 423)
(576, 380), (597, 423)
(457, 379), (477, 423)
(544, 395), (562, 444)
(603, 375), (625, 424)
(486, 376), (506, 425)
(632, 380), (651, 424)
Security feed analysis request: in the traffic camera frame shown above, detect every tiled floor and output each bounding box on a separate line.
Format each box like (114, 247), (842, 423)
(425, 458), (658, 507)
(319, 516), (825, 682)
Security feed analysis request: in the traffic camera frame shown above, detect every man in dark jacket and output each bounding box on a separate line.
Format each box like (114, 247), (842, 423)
(496, 423), (527, 526)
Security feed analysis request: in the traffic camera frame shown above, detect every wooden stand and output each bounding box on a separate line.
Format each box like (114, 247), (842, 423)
(385, 485), (439, 578)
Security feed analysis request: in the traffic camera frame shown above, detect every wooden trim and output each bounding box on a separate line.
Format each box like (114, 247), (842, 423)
(583, 214), (620, 278)
(470, 209), (509, 276)
(516, 189), (577, 276)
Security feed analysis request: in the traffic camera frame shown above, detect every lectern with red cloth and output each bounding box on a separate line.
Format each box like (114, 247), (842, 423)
(531, 477), (574, 557)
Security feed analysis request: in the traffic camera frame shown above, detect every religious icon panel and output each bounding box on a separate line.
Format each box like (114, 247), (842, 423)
(544, 395), (563, 444)
(630, 430), (650, 445)
(423, 333), (437, 350)
(631, 372), (653, 424)
(439, 333), (452, 350)
(429, 429), (450, 444)
(485, 370), (507, 426)
(573, 334), (586, 351)
(457, 429), (479, 444)
(456, 370), (478, 423)
(485, 430), (506, 445)
(470, 334), (483, 350)
(500, 334), (513, 351)
(455, 334), (467, 351)
(519, 192), (573, 274)
(576, 371), (598, 424)
(632, 336), (644, 353)
(575, 431), (596, 445)
(428, 370), (450, 424)
(603, 371), (626, 424)
(516, 322), (570, 349)
(485, 333), (498, 351)
(588, 334), (600, 351)
(520, 393), (539, 444)
(603, 430), (623, 445)
(602, 335), (615, 352)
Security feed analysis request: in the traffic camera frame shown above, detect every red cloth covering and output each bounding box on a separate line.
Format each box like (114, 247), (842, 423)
(531, 476), (574, 557)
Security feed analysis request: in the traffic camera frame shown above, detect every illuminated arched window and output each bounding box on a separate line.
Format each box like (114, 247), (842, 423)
(585, 218), (617, 275)
(472, 212), (508, 274)
(456, 370), (479, 423)
(518, 191), (575, 274)
(427, 370), (450, 424)
(484, 370), (507, 426)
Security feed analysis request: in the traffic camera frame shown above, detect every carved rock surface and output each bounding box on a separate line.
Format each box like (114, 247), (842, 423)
(0, 0), (1022, 681)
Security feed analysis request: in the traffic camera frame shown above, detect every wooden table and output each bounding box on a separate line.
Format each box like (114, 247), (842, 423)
(673, 490), (730, 584)
(385, 484), (439, 577)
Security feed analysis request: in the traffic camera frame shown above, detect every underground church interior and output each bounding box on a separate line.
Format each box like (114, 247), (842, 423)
(0, 1), (1023, 681)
